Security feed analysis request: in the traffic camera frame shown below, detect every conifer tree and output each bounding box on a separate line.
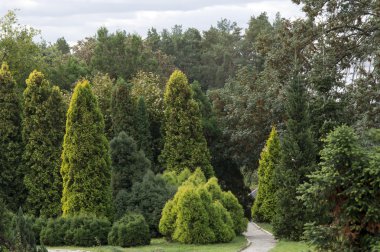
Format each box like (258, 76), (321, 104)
(61, 80), (112, 218)
(110, 131), (150, 197)
(159, 70), (213, 177)
(251, 126), (281, 222)
(110, 78), (135, 137)
(135, 96), (153, 160)
(272, 76), (316, 240)
(23, 70), (66, 217)
(0, 63), (24, 210)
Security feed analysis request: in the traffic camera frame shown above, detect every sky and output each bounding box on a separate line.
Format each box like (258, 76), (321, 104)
(1, 0), (304, 45)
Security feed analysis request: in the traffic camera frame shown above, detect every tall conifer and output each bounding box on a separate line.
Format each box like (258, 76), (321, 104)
(61, 80), (112, 217)
(0, 63), (24, 210)
(23, 70), (65, 217)
(159, 70), (213, 177)
(272, 76), (316, 240)
(135, 96), (153, 160)
(252, 126), (281, 222)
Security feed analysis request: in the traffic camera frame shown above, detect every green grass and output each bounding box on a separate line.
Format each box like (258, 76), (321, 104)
(255, 222), (273, 234)
(270, 240), (312, 252)
(48, 236), (248, 252)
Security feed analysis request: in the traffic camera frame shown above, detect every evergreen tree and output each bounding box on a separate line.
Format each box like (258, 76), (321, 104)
(272, 75), (316, 240)
(0, 62), (24, 210)
(252, 126), (281, 222)
(23, 70), (66, 217)
(110, 131), (151, 197)
(135, 96), (153, 160)
(61, 79), (112, 218)
(159, 70), (213, 177)
(299, 126), (380, 251)
(110, 78), (135, 137)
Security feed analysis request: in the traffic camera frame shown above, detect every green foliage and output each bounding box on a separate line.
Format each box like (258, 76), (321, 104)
(40, 215), (111, 246)
(299, 126), (380, 251)
(272, 76), (316, 240)
(0, 62), (25, 211)
(108, 212), (150, 247)
(0, 10), (43, 87)
(92, 72), (114, 139)
(252, 127), (281, 222)
(110, 131), (151, 197)
(110, 78), (135, 137)
(24, 216), (47, 245)
(210, 65), (285, 183)
(221, 191), (248, 235)
(55, 37), (70, 54)
(23, 70), (66, 217)
(135, 96), (153, 160)
(9, 208), (37, 252)
(0, 200), (12, 251)
(160, 70), (214, 177)
(159, 169), (247, 244)
(61, 79), (112, 218)
(114, 170), (176, 237)
(162, 168), (192, 187)
(172, 186), (215, 244)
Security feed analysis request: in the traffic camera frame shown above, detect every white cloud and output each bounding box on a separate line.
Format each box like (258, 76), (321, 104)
(0, 0), (304, 44)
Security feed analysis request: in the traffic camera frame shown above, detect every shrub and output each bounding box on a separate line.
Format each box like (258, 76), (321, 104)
(114, 170), (176, 237)
(40, 215), (111, 246)
(221, 191), (248, 234)
(159, 169), (247, 244)
(172, 186), (215, 244)
(9, 208), (37, 252)
(108, 212), (150, 247)
(25, 216), (47, 245)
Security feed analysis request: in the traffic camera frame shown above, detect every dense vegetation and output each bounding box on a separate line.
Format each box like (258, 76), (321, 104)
(0, 0), (379, 250)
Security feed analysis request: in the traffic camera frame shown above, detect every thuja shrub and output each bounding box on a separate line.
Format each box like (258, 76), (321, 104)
(40, 215), (111, 246)
(108, 212), (150, 247)
(159, 168), (247, 244)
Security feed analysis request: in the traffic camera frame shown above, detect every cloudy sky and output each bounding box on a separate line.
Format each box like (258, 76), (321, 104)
(1, 0), (304, 44)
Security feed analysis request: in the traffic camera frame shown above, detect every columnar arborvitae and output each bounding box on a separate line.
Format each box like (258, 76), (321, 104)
(23, 70), (66, 217)
(272, 76), (316, 240)
(251, 126), (281, 222)
(61, 80), (112, 218)
(159, 70), (213, 177)
(110, 78), (135, 137)
(135, 96), (153, 160)
(0, 63), (24, 211)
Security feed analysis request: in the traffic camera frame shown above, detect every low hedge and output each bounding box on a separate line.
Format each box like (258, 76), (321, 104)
(108, 212), (150, 247)
(40, 215), (111, 246)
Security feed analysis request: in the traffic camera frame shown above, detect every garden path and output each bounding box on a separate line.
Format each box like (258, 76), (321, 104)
(242, 222), (276, 252)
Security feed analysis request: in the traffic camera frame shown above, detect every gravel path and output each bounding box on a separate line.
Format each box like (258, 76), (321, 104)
(242, 222), (277, 252)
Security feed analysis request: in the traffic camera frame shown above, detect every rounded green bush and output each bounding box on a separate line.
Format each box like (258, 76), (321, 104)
(108, 212), (150, 247)
(159, 169), (248, 244)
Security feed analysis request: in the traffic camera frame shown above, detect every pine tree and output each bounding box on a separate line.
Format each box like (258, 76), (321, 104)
(110, 131), (151, 197)
(0, 63), (25, 211)
(159, 70), (213, 177)
(272, 76), (316, 240)
(61, 79), (112, 218)
(22, 70), (66, 217)
(251, 126), (281, 222)
(110, 78), (135, 137)
(135, 96), (153, 160)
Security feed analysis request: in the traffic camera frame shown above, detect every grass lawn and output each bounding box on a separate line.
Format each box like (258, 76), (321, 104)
(48, 236), (248, 252)
(269, 240), (311, 252)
